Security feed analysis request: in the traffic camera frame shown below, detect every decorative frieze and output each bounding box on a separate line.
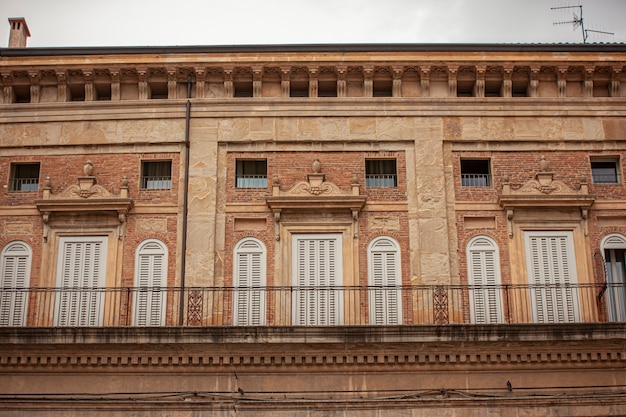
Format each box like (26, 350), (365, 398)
(0, 63), (623, 103)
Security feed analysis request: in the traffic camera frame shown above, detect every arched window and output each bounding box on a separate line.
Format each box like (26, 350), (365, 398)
(133, 239), (168, 326)
(233, 238), (266, 325)
(601, 233), (626, 322)
(368, 236), (402, 325)
(1, 241), (32, 326)
(467, 236), (503, 324)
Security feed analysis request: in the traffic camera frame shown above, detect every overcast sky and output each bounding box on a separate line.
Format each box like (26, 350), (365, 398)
(1, 0), (624, 47)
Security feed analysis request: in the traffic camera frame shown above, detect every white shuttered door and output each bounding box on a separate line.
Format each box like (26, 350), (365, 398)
(467, 236), (503, 324)
(233, 238), (266, 326)
(524, 231), (579, 323)
(55, 236), (107, 326)
(0, 242), (32, 326)
(368, 237), (402, 325)
(134, 239), (167, 326)
(292, 234), (343, 325)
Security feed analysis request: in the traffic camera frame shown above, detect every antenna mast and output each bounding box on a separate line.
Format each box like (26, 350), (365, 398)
(551, 4), (614, 43)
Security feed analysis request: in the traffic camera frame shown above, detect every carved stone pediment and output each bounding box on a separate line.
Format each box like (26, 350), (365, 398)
(498, 157), (595, 238)
(265, 159), (366, 240)
(35, 161), (133, 240)
(499, 172), (594, 209)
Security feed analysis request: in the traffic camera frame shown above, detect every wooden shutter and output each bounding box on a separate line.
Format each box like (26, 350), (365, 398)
(601, 234), (626, 322)
(134, 240), (167, 326)
(467, 237), (502, 324)
(368, 237), (402, 325)
(55, 237), (107, 326)
(293, 234), (342, 326)
(233, 239), (266, 326)
(0, 242), (31, 326)
(525, 231), (579, 323)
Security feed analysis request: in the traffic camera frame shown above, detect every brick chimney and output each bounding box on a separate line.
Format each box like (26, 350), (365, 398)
(8, 18), (30, 48)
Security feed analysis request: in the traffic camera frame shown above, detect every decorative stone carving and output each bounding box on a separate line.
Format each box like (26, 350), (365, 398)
(499, 156), (594, 237)
(35, 161), (133, 241)
(266, 159), (366, 240)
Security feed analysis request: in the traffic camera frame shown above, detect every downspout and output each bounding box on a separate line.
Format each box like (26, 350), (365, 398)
(179, 77), (192, 325)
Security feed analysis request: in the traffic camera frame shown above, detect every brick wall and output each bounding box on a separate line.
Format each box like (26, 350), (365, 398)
(0, 152), (180, 293)
(454, 150), (626, 286)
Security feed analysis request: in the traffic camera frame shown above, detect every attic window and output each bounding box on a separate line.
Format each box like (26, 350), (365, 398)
(591, 158), (620, 184)
(366, 159), (397, 188)
(461, 159), (491, 187)
(10, 162), (40, 192)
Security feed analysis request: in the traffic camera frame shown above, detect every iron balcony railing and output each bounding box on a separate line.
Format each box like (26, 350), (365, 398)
(10, 177), (39, 192)
(461, 173), (491, 187)
(365, 174), (397, 188)
(0, 284), (623, 327)
(140, 176), (172, 190)
(236, 175), (268, 188)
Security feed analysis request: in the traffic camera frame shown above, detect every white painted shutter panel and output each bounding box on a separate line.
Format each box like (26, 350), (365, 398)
(469, 247), (500, 323)
(293, 235), (342, 326)
(0, 243), (31, 326)
(526, 233), (578, 323)
(134, 241), (166, 326)
(55, 238), (106, 327)
(233, 239), (265, 326)
(368, 238), (402, 325)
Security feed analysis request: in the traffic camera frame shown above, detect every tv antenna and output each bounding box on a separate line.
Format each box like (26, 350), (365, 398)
(551, 5), (614, 43)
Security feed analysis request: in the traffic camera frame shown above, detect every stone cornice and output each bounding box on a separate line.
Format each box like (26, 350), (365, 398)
(1, 324), (625, 370)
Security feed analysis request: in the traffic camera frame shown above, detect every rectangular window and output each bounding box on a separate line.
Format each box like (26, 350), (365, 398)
(461, 159), (491, 187)
(9, 162), (40, 192)
(141, 160), (172, 190)
(365, 159), (397, 188)
(591, 158), (620, 184)
(236, 160), (268, 188)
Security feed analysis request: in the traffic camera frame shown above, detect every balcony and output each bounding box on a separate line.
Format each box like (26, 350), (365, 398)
(1, 284), (623, 327)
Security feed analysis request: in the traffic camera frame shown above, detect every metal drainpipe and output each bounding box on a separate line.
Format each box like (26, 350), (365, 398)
(179, 77), (192, 326)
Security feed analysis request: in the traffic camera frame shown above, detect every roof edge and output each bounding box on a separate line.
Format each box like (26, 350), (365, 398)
(2, 43), (626, 57)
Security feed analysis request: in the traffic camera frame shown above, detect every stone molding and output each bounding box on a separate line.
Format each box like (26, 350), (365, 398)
(2, 324), (626, 369)
(498, 155), (595, 237)
(34, 160), (133, 240)
(2, 62), (624, 103)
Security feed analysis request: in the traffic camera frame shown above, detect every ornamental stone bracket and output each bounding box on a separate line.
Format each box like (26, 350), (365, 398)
(35, 160), (133, 241)
(265, 159), (366, 240)
(498, 156), (595, 238)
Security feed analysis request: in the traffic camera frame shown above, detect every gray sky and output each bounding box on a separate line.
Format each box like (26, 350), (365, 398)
(1, 0), (624, 47)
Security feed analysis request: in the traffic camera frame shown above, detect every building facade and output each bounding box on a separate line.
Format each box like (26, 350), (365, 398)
(1, 19), (626, 416)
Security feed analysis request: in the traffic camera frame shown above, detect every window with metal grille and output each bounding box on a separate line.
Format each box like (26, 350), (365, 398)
(591, 158), (620, 184)
(461, 159), (491, 187)
(365, 159), (397, 188)
(236, 160), (267, 188)
(141, 160), (172, 190)
(9, 163), (40, 192)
